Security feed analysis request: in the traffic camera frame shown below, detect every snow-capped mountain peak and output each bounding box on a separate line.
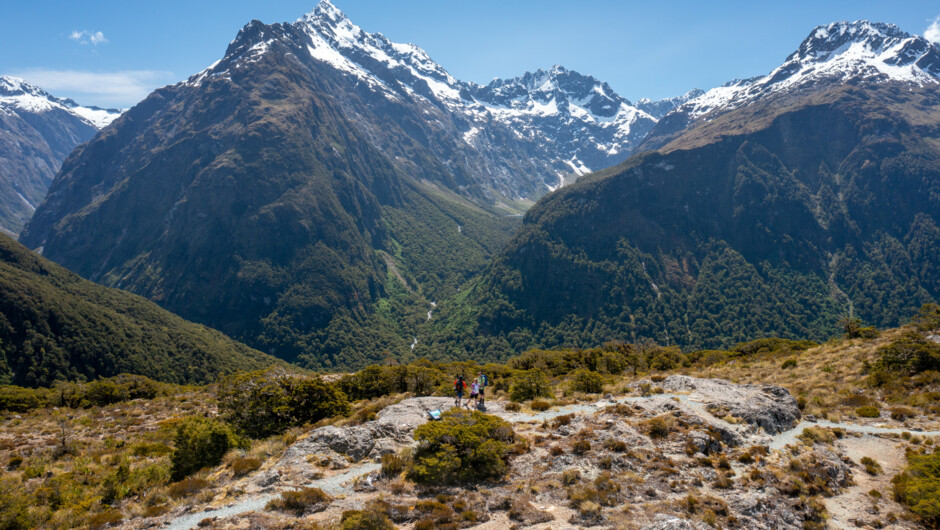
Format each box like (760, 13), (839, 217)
(188, 0), (662, 196)
(668, 20), (940, 122)
(0, 75), (122, 128)
(295, 0), (463, 103)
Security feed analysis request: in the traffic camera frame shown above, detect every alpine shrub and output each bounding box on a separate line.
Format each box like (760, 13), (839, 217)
(265, 487), (331, 516)
(407, 409), (515, 484)
(218, 368), (350, 438)
(170, 416), (241, 480)
(892, 449), (940, 525)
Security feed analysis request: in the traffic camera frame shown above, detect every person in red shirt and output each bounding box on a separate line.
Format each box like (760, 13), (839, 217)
(454, 375), (467, 408)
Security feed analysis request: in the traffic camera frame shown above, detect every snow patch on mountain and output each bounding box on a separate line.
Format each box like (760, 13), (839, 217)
(0, 76), (122, 128)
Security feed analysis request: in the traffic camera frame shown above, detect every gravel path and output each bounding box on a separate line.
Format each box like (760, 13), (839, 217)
(770, 419), (940, 450)
(165, 463), (382, 530)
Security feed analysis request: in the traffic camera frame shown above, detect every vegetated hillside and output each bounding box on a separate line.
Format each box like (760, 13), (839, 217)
(426, 84), (940, 359)
(0, 234), (277, 387)
(18, 11), (519, 370)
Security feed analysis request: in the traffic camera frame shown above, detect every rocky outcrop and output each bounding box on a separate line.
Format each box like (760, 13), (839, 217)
(280, 397), (453, 467)
(649, 375), (801, 434)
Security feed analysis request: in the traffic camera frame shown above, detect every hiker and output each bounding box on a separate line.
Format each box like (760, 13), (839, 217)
(468, 379), (480, 409)
(454, 375), (467, 408)
(476, 371), (488, 409)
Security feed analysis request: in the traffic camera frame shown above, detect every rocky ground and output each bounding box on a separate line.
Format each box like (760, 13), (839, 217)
(135, 376), (935, 530)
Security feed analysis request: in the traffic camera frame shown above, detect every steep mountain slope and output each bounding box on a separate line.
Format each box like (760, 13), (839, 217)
(0, 234), (276, 387)
(0, 76), (120, 235)
(18, 2), (531, 370)
(427, 23), (940, 359)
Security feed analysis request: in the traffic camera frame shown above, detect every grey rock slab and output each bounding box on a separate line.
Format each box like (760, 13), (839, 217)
(643, 375), (801, 434)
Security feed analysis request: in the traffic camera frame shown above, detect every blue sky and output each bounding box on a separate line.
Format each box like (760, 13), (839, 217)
(2, 1), (939, 109)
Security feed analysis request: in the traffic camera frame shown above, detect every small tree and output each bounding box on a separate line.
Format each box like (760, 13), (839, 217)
(509, 369), (552, 402)
(839, 316), (862, 339)
(569, 369), (604, 394)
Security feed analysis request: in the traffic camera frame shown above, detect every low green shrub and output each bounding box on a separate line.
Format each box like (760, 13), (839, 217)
(890, 407), (918, 421)
(876, 332), (940, 375)
(530, 399), (551, 411)
(230, 457), (261, 477)
(170, 416), (242, 480)
(265, 487), (331, 516)
(0, 385), (48, 412)
(381, 452), (407, 478)
(340, 509), (395, 530)
(338, 365), (395, 401)
(781, 359), (797, 369)
(407, 409), (515, 485)
(892, 449), (940, 525)
(649, 347), (687, 371)
(860, 457), (882, 476)
(83, 374), (163, 407)
(0, 475), (33, 529)
(856, 406), (881, 418)
(167, 477), (209, 499)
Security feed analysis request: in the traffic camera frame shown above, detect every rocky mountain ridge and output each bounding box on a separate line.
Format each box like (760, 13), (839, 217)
(643, 20), (940, 149)
(190, 0), (668, 199)
(0, 76), (121, 235)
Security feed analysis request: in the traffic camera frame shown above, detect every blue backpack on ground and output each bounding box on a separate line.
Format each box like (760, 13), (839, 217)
(427, 409), (443, 421)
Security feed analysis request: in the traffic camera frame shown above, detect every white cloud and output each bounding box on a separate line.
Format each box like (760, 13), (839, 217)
(69, 30), (109, 46)
(6, 69), (175, 108)
(926, 16), (940, 44)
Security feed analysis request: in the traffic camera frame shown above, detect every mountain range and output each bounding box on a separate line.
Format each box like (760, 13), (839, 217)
(427, 20), (940, 358)
(0, 76), (120, 235)
(13, 2), (940, 371)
